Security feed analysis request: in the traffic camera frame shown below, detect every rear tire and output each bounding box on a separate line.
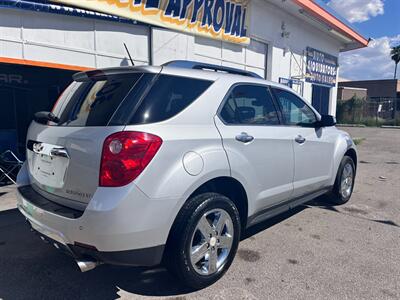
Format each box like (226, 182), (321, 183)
(164, 192), (241, 289)
(327, 155), (356, 205)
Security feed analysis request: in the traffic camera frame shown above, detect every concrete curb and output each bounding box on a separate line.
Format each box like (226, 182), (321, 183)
(337, 124), (366, 128)
(381, 125), (400, 129)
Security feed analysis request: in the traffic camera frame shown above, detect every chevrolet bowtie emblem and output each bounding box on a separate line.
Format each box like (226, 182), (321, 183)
(33, 142), (44, 153)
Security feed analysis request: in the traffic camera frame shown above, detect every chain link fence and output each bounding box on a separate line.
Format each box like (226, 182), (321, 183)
(337, 97), (400, 127)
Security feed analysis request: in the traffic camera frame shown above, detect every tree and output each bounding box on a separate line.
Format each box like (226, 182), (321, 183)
(391, 45), (400, 79)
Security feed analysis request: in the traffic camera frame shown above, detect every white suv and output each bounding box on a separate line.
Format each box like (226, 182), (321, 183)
(17, 61), (357, 289)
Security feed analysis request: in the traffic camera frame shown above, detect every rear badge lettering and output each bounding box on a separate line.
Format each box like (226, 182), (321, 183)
(66, 189), (92, 199)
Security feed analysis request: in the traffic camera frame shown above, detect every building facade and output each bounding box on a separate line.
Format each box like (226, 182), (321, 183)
(337, 86), (367, 101)
(0, 0), (368, 157)
(338, 80), (400, 100)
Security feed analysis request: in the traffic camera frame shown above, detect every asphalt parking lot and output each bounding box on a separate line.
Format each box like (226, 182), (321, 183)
(0, 127), (399, 300)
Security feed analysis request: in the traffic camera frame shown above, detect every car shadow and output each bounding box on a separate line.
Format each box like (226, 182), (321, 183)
(242, 205), (307, 241)
(0, 208), (193, 299)
(306, 195), (400, 228)
(0, 205), (307, 299)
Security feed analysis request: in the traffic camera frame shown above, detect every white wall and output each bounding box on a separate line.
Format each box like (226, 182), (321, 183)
(249, 0), (342, 114)
(151, 27), (267, 78)
(0, 9), (149, 68)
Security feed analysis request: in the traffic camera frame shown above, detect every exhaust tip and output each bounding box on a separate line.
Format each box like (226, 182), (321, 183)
(76, 260), (99, 272)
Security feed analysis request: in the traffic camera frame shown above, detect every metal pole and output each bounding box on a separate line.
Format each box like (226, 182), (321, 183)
(148, 25), (153, 66)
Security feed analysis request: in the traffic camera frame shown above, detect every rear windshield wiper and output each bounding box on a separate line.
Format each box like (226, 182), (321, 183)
(34, 111), (60, 125)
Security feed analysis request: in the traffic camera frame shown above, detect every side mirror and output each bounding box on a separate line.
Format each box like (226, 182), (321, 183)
(34, 111), (59, 125)
(317, 115), (336, 127)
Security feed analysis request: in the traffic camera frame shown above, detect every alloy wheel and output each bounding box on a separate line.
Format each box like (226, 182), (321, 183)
(190, 208), (234, 275)
(340, 162), (354, 198)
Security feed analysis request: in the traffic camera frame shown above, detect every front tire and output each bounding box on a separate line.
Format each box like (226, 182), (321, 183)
(328, 155), (356, 205)
(164, 192), (241, 289)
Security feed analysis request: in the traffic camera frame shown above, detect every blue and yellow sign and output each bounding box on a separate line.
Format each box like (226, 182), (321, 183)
(306, 47), (338, 87)
(52, 0), (250, 44)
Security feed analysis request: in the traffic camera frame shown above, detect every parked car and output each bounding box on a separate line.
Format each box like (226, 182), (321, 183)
(16, 61), (357, 289)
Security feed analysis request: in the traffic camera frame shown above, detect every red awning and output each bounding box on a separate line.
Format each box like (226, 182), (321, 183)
(293, 0), (369, 48)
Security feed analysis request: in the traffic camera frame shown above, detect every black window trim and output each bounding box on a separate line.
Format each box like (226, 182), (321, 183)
(217, 82), (282, 127)
(270, 87), (319, 128)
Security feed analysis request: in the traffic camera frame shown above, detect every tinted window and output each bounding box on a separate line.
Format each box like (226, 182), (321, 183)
(108, 73), (155, 126)
(220, 85), (279, 125)
(272, 89), (317, 126)
(129, 75), (212, 124)
(52, 74), (142, 126)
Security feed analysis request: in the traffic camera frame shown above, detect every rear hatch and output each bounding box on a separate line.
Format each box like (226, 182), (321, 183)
(26, 69), (159, 209)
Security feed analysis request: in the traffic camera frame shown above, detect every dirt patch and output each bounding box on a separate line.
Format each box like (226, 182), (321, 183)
(287, 259), (299, 265)
(244, 277), (256, 285)
(238, 249), (261, 262)
(310, 234), (321, 240)
(377, 201), (387, 209)
(342, 206), (369, 215)
(380, 289), (397, 298)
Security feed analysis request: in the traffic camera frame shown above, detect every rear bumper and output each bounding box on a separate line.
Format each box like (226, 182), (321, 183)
(27, 223), (164, 267)
(17, 182), (179, 266)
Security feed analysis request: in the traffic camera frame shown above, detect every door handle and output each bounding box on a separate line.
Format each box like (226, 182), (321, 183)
(295, 135), (306, 144)
(235, 132), (254, 143)
(50, 148), (70, 159)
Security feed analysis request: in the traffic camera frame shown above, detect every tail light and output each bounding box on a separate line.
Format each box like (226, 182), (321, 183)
(100, 131), (162, 187)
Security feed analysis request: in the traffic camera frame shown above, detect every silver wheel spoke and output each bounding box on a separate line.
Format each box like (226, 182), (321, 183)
(218, 235), (233, 249)
(215, 212), (228, 234)
(343, 165), (350, 177)
(191, 242), (209, 264)
(198, 215), (213, 238)
(341, 180), (347, 191)
(340, 163), (354, 198)
(208, 249), (218, 274)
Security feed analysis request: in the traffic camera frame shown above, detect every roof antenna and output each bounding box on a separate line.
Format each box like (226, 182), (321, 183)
(124, 43), (135, 66)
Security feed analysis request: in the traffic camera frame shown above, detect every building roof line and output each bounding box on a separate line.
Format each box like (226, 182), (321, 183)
(338, 86), (368, 91)
(293, 0), (369, 48)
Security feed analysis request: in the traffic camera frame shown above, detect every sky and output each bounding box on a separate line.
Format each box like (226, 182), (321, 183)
(321, 0), (400, 80)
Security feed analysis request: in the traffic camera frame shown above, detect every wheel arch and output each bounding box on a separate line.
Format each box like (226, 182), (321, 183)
(189, 177), (248, 230)
(167, 176), (249, 241)
(344, 147), (358, 171)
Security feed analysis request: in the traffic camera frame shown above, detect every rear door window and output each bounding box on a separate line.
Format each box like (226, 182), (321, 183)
(52, 74), (142, 126)
(128, 75), (212, 124)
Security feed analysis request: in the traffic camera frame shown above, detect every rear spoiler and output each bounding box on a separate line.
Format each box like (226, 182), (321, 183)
(72, 66), (162, 82)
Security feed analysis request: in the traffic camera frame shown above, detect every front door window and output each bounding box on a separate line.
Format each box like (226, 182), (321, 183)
(272, 88), (317, 126)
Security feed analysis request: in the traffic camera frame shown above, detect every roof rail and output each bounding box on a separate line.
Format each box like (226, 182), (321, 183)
(163, 60), (263, 79)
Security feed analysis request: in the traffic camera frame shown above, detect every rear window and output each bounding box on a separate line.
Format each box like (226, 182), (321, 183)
(51, 73), (212, 127)
(126, 75), (212, 124)
(51, 74), (142, 126)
